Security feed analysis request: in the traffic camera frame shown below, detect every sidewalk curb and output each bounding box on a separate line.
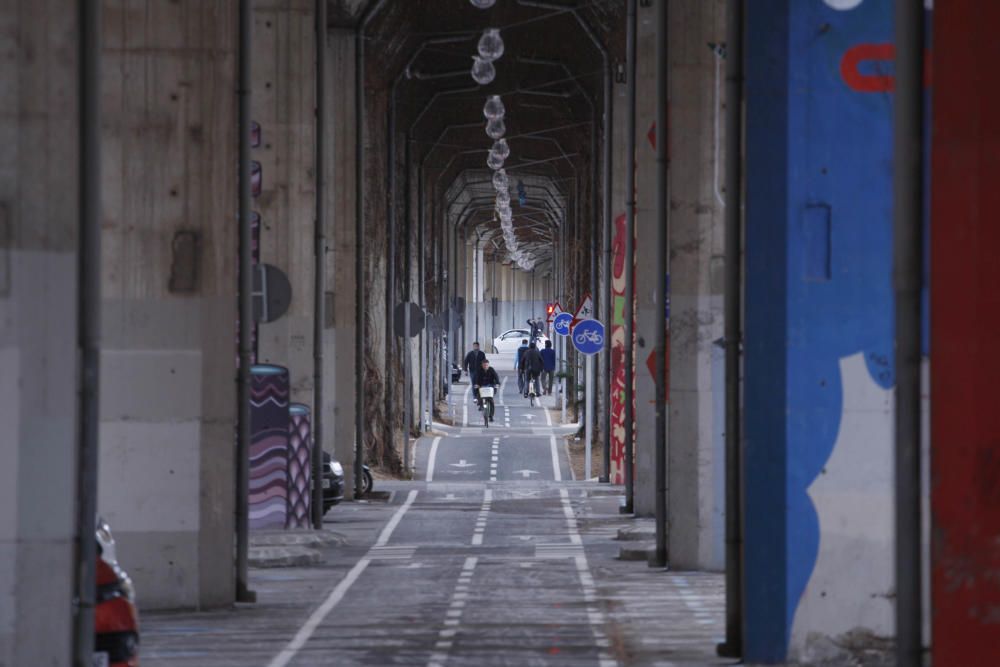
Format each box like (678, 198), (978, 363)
(249, 545), (322, 568)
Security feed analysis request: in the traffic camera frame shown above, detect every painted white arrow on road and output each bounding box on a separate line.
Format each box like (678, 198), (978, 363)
(449, 460), (476, 468)
(513, 469), (540, 478)
(443, 493), (457, 501)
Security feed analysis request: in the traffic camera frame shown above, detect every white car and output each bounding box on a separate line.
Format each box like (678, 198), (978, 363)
(492, 329), (550, 354)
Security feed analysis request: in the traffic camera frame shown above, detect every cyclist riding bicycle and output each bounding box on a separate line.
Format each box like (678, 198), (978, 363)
(472, 358), (500, 413)
(521, 342), (544, 398)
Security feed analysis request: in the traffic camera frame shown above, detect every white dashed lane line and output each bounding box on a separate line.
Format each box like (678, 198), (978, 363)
(427, 556), (480, 667)
(472, 489), (492, 546)
(489, 438), (500, 482)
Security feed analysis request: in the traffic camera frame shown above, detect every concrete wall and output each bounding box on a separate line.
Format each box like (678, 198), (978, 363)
(99, 0), (237, 610)
(0, 3), (80, 662)
(664, 0), (726, 571)
(253, 0), (316, 407)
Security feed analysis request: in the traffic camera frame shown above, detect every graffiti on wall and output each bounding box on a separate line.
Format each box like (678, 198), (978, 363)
(609, 213), (632, 484)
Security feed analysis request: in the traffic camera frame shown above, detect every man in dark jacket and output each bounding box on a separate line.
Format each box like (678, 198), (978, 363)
(463, 342), (486, 378)
(521, 342), (544, 397)
(540, 339), (557, 395)
(514, 338), (530, 393)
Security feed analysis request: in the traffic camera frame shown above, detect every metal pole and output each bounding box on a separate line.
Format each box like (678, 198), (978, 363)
(622, 0), (637, 514)
(74, 1), (101, 662)
(585, 355), (594, 480)
(893, 1), (925, 664)
(403, 135), (412, 473)
(417, 138), (428, 432)
(311, 0), (327, 530)
(385, 85), (397, 463)
(475, 236), (481, 343)
(601, 57), (613, 483)
(718, 0), (745, 657)
(652, 0), (669, 569)
(235, 0), (256, 604)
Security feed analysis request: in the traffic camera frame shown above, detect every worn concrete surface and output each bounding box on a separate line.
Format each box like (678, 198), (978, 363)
(140, 371), (731, 666)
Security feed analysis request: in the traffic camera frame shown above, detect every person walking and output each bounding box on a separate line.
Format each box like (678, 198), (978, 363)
(540, 339), (556, 395)
(463, 342), (486, 378)
(521, 342), (544, 398)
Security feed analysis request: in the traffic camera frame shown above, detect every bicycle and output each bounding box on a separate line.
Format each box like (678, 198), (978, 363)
(478, 385), (496, 427)
(526, 372), (541, 406)
(574, 329), (604, 346)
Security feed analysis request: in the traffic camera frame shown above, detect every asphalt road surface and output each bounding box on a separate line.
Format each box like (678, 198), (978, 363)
(141, 364), (729, 667)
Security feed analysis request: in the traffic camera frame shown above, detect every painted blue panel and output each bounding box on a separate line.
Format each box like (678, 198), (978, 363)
(802, 203), (832, 281)
(744, 0), (895, 661)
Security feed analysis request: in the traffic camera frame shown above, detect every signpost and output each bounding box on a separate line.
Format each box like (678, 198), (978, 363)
(394, 302), (426, 474)
(552, 311), (573, 422)
(571, 317), (605, 480)
(570, 292), (595, 329)
(552, 312), (573, 337)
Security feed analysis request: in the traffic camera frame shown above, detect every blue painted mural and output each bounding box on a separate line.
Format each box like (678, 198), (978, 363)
(745, 0), (897, 660)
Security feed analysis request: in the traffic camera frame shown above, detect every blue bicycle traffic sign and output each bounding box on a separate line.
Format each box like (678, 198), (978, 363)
(552, 312), (573, 337)
(571, 319), (605, 355)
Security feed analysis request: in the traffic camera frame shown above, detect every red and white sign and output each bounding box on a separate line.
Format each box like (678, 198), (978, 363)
(571, 293), (594, 329)
(547, 301), (564, 323)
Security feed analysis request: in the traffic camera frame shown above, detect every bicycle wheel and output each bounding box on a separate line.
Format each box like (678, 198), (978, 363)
(483, 398), (493, 427)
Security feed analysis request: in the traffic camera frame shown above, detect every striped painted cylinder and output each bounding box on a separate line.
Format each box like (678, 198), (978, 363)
(249, 364), (290, 530)
(287, 403), (312, 529)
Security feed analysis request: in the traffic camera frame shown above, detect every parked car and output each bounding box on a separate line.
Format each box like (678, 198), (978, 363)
(322, 452), (374, 512)
(492, 328), (550, 354)
(94, 518), (139, 667)
(322, 451), (345, 512)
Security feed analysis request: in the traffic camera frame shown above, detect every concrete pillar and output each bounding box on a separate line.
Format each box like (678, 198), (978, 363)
(632, 2), (658, 516)
(253, 0), (316, 406)
(664, 0), (726, 570)
(98, 0), (238, 610)
(0, 3), (80, 662)
(930, 2), (1000, 662)
(608, 37), (632, 485)
(744, 1), (895, 661)
(325, 27), (358, 496)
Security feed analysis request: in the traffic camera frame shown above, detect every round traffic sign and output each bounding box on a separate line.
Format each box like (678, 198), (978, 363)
(571, 319), (605, 355)
(552, 312), (573, 337)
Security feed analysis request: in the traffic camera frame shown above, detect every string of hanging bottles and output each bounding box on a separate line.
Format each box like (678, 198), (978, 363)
(469, 0), (535, 271)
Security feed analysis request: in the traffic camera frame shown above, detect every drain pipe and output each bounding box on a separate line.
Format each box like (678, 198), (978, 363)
(73, 1), (102, 661)
(402, 135), (413, 473)
(311, 0), (327, 530)
(622, 0), (637, 514)
(385, 79), (397, 461)
(355, 0), (388, 498)
(893, 0), (925, 664)
(652, 0), (669, 569)
(718, 0), (745, 657)
(235, 0), (256, 603)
